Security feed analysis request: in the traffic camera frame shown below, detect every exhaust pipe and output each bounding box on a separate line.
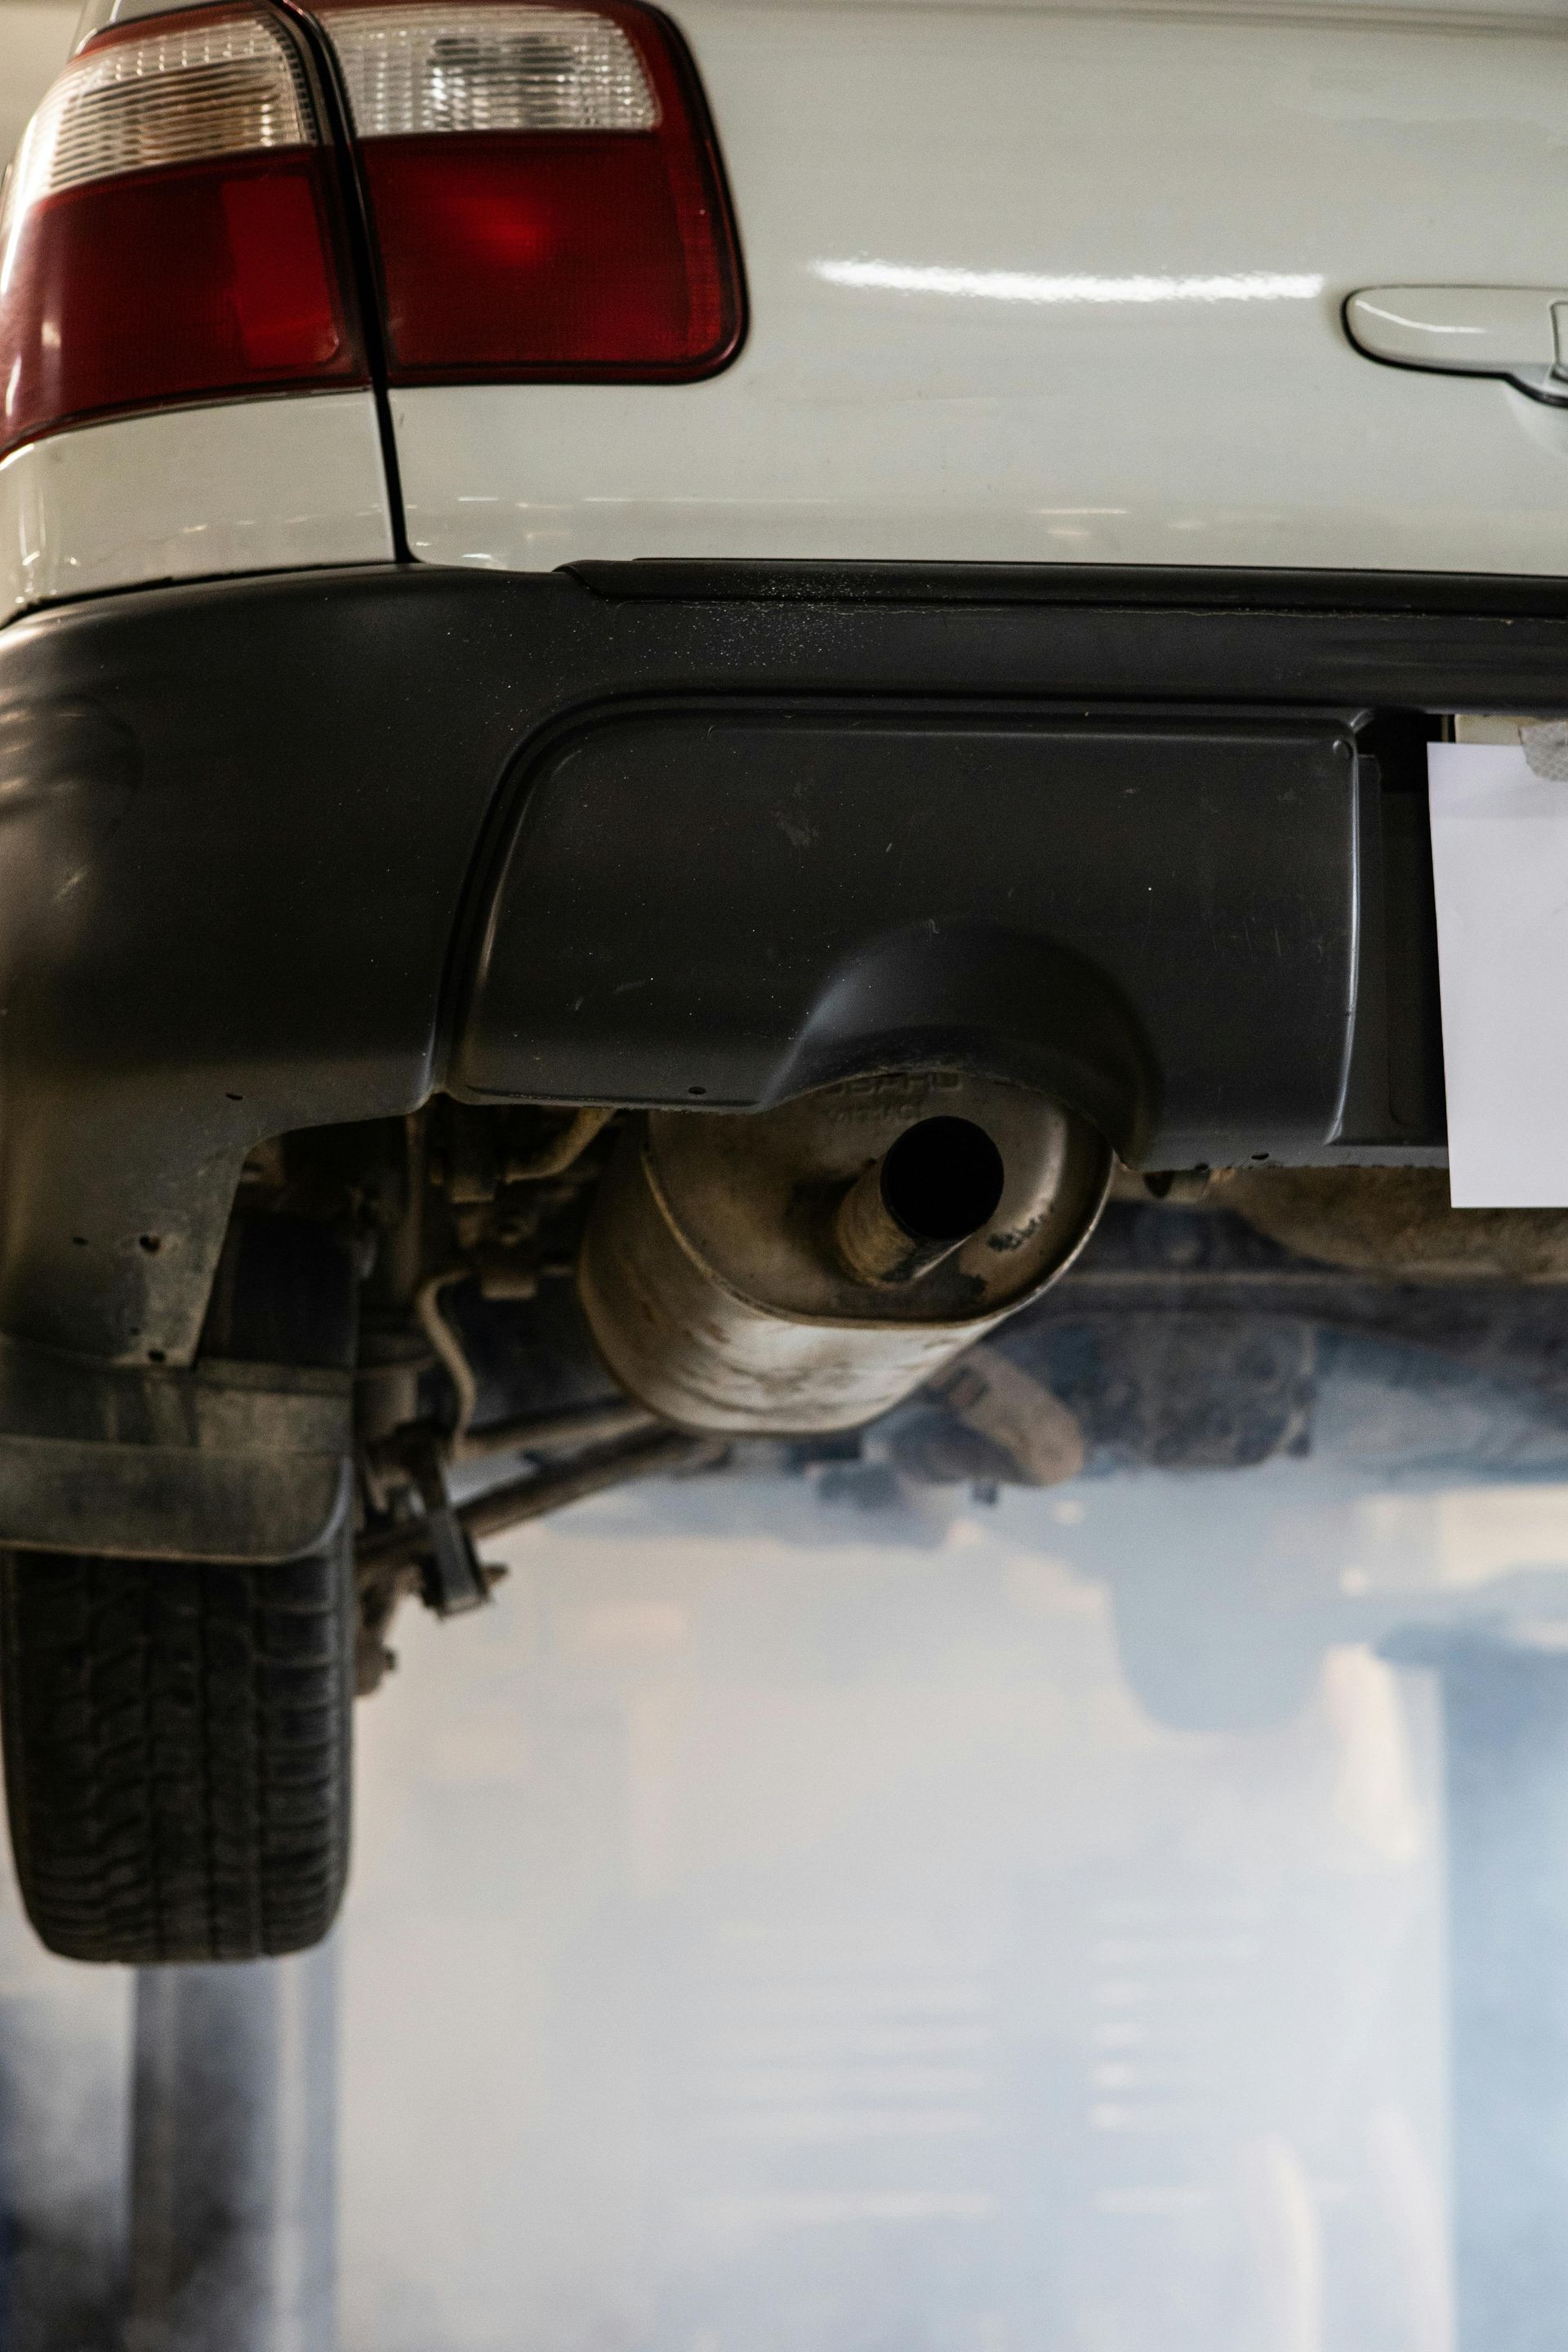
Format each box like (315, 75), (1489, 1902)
(578, 1073), (1110, 1436)
(834, 1114), (1008, 1288)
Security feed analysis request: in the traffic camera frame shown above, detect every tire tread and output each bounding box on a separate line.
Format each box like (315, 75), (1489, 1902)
(0, 1545), (352, 1963)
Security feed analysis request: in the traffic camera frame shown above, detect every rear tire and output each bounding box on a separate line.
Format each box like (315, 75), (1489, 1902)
(0, 1542), (353, 1964)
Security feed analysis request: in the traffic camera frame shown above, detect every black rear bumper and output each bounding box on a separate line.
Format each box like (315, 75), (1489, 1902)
(5, 555), (1564, 1364)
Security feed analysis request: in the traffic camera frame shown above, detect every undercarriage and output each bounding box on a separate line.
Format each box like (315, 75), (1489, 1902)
(2, 556), (1564, 1962)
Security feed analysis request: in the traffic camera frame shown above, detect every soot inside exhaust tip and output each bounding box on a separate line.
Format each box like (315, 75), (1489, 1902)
(833, 1113), (1009, 1289)
(880, 1116), (1006, 1245)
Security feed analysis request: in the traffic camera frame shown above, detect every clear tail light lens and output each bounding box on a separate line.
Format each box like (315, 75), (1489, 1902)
(315, 0), (743, 379)
(0, 6), (364, 461)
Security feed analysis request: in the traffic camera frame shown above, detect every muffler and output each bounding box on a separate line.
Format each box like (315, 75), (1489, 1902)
(577, 1073), (1111, 1435)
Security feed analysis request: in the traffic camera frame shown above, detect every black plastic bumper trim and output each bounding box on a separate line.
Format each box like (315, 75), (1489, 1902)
(568, 557), (1568, 621)
(0, 557), (1531, 1364)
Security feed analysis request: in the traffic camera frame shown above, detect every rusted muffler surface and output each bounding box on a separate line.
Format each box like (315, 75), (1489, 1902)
(577, 1073), (1111, 1435)
(1215, 1166), (1568, 1283)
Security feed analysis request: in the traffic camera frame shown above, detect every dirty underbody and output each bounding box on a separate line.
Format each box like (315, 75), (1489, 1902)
(287, 1101), (1568, 1695)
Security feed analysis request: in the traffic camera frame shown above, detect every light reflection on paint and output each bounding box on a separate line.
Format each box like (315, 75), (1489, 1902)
(814, 260), (1325, 305)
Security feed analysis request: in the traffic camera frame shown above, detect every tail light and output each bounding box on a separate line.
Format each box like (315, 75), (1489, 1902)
(314, 0), (743, 379)
(0, 7), (364, 461)
(0, 0), (742, 466)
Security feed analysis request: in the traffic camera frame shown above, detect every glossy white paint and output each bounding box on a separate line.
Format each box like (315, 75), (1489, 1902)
(393, 0), (1568, 577)
(0, 393), (394, 620)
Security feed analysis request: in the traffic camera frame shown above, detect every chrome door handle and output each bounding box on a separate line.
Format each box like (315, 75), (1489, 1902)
(1346, 286), (1568, 407)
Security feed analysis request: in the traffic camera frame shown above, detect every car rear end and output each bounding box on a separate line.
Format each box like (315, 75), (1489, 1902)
(2, 0), (1567, 1966)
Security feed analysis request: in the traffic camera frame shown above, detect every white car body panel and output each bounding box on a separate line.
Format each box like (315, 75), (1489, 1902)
(0, 393), (395, 620)
(393, 0), (1568, 577)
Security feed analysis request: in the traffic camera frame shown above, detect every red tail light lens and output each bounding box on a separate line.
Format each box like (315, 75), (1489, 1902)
(0, 7), (364, 461)
(315, 0), (743, 380)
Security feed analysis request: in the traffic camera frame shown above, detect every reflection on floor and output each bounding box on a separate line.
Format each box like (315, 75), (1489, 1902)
(342, 1466), (1450, 2352)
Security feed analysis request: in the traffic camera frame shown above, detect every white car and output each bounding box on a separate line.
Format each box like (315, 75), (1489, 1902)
(0, 0), (1565, 1963)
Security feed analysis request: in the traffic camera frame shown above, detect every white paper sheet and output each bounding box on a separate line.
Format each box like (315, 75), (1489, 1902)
(1429, 739), (1568, 1206)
